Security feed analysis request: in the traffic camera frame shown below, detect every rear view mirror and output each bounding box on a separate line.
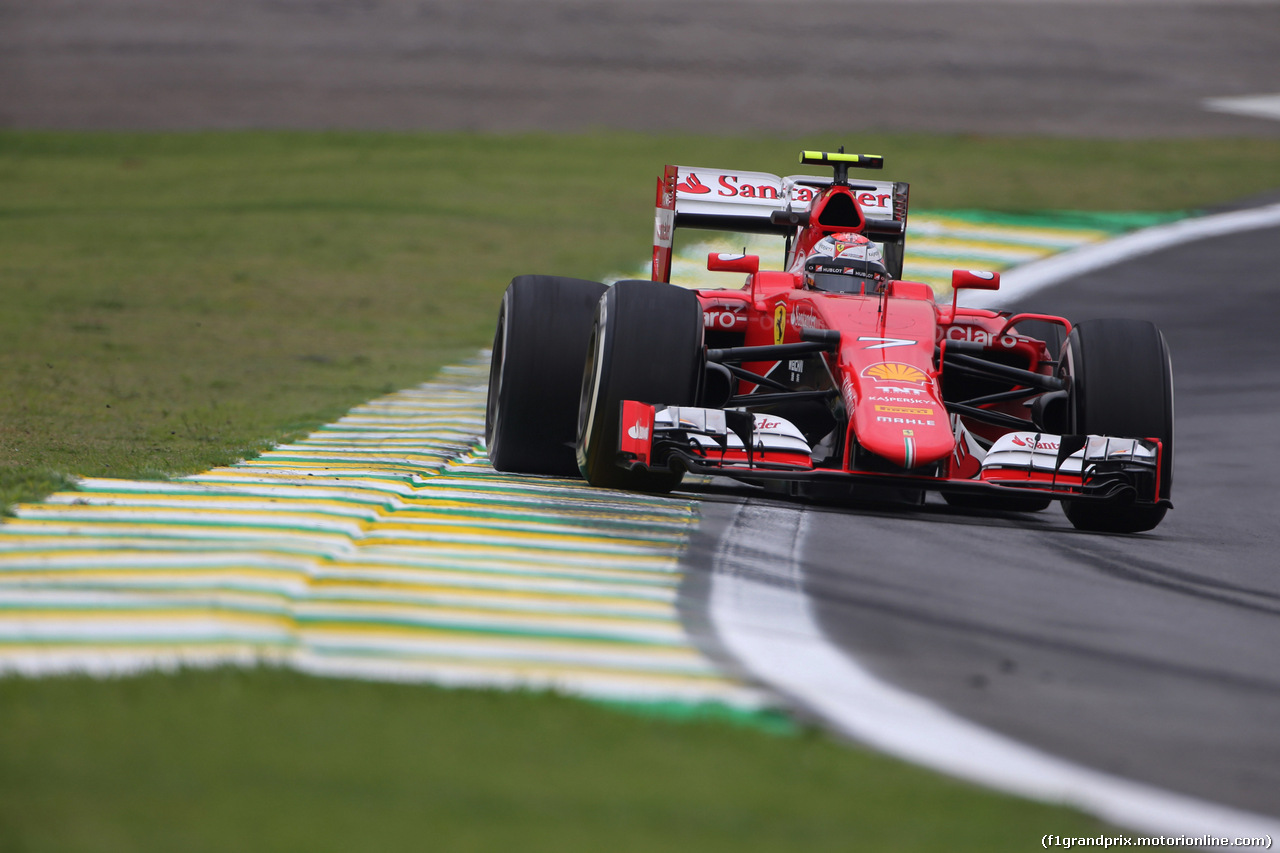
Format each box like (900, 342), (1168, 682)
(951, 269), (1001, 291)
(707, 253), (760, 275)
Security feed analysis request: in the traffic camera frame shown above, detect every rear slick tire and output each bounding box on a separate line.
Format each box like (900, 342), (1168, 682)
(576, 280), (703, 492)
(1060, 318), (1174, 534)
(486, 275), (608, 477)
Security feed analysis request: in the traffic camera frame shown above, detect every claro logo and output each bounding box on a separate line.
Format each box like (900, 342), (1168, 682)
(703, 309), (745, 330)
(945, 325), (1018, 349)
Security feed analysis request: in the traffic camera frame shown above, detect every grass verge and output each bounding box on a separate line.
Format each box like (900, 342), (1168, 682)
(0, 668), (1121, 853)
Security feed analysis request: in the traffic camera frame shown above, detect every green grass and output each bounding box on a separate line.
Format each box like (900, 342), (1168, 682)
(0, 131), (1271, 850)
(3, 131), (1280, 510)
(0, 668), (1120, 853)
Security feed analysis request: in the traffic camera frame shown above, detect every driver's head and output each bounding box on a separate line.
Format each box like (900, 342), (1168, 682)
(804, 233), (889, 294)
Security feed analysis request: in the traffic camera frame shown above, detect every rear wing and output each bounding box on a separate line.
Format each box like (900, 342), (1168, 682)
(652, 164), (910, 283)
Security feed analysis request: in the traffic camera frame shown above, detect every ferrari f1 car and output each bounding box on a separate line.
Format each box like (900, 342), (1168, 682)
(486, 151), (1174, 533)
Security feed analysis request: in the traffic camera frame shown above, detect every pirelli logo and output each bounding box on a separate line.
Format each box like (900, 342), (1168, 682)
(874, 405), (935, 415)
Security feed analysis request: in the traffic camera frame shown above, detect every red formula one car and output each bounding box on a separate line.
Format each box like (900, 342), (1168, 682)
(486, 151), (1174, 533)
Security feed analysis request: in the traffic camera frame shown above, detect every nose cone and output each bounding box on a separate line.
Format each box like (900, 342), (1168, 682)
(852, 371), (954, 469)
(855, 410), (955, 469)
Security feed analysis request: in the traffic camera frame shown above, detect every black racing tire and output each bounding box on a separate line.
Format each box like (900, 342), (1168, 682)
(576, 280), (703, 492)
(1060, 318), (1174, 533)
(486, 275), (608, 476)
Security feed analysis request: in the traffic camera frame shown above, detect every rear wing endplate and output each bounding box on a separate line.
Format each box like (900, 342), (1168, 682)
(652, 164), (909, 283)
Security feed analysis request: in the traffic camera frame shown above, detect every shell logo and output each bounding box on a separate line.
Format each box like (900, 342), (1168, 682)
(862, 362), (929, 384)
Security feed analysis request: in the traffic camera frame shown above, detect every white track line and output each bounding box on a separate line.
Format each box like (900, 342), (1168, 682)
(961, 201), (1280, 309)
(708, 502), (1280, 842)
(1204, 94), (1280, 123)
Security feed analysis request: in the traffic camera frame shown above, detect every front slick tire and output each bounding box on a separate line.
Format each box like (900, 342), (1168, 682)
(486, 275), (608, 476)
(1061, 318), (1174, 534)
(576, 280), (703, 492)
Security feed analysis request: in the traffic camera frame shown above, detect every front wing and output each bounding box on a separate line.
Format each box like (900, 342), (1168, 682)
(617, 401), (1169, 506)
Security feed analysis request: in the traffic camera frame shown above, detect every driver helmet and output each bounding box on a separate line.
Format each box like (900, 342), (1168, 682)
(804, 232), (889, 294)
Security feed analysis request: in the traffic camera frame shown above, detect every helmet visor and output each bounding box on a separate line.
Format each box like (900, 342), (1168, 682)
(805, 259), (888, 294)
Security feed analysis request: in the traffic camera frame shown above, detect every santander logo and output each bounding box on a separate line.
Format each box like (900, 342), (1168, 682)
(677, 174), (711, 194)
(627, 421), (650, 441)
(1012, 435), (1059, 451)
(678, 170), (783, 200)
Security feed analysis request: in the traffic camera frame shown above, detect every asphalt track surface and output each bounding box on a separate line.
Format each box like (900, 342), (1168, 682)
(2, 0), (1280, 137)
(682, 222), (1280, 818)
